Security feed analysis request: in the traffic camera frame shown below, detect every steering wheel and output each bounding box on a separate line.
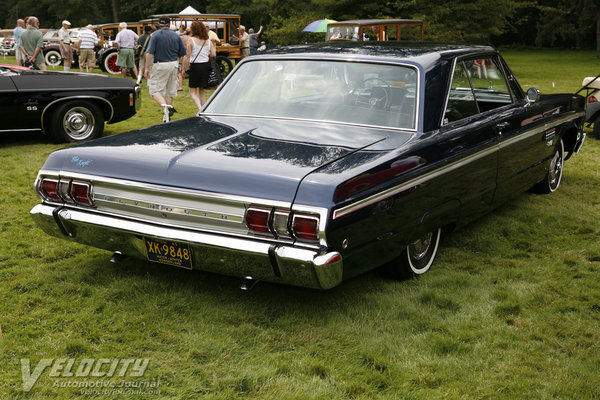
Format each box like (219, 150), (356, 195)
(352, 78), (392, 110)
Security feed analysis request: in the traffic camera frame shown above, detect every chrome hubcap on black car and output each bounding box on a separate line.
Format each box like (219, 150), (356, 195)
(408, 232), (433, 261)
(549, 150), (562, 190)
(63, 107), (95, 139)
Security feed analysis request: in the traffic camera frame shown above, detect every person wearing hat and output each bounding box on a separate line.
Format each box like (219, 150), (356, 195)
(231, 25), (250, 58)
(144, 16), (187, 123)
(76, 24), (99, 73)
(58, 20), (73, 71)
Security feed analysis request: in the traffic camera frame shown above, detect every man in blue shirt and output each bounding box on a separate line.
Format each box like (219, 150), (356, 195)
(14, 19), (25, 66)
(144, 16), (186, 123)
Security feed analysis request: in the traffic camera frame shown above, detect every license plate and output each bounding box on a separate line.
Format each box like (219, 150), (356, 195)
(144, 237), (193, 269)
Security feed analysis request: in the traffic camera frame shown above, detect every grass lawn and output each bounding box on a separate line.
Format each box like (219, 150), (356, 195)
(1, 49), (600, 399)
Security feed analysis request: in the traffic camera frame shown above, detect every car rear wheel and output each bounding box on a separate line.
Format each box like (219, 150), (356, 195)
(45, 50), (62, 67)
(383, 228), (442, 279)
(103, 52), (121, 74)
(50, 101), (104, 143)
(534, 139), (563, 194)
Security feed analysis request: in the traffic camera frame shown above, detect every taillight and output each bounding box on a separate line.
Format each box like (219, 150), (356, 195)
(245, 207), (271, 233)
(38, 178), (60, 201)
(245, 207), (320, 242)
(71, 181), (94, 206)
(35, 176), (94, 207)
(292, 215), (319, 241)
(588, 96), (598, 103)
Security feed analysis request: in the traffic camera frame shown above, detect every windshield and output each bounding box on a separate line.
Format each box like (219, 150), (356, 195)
(205, 59), (418, 130)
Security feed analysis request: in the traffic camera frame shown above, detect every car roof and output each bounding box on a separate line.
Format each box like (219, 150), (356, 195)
(262, 42), (496, 68)
(329, 19), (423, 25)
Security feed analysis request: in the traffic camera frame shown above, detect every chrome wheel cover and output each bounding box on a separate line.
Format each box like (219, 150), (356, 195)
(548, 141), (564, 192)
(62, 107), (95, 140)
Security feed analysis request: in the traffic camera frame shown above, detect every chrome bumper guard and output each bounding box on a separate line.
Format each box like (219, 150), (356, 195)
(30, 204), (343, 289)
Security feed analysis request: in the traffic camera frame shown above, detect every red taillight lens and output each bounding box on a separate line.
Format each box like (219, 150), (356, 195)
(39, 178), (60, 201)
(36, 176), (94, 206)
(245, 207), (271, 233)
(589, 96), (598, 103)
(292, 215), (319, 241)
(70, 181), (93, 206)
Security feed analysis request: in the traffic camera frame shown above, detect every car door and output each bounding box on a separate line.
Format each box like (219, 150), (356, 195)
(438, 59), (501, 222)
(483, 56), (551, 203)
(0, 72), (21, 131)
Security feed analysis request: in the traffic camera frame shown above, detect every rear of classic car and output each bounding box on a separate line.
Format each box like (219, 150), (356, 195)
(30, 172), (343, 289)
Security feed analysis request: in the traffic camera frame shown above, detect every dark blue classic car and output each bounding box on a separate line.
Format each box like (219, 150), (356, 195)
(0, 64), (140, 142)
(30, 43), (585, 289)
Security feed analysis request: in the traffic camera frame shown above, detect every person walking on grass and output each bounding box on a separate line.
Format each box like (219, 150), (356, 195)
(144, 16), (186, 123)
(187, 21), (216, 114)
(114, 22), (139, 79)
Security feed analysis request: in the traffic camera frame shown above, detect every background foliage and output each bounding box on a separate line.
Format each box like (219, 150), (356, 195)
(1, 0), (600, 49)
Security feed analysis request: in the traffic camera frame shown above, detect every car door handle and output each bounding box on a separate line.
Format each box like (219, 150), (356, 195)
(496, 122), (510, 129)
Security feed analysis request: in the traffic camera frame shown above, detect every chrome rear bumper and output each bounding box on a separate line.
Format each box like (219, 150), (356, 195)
(30, 204), (343, 289)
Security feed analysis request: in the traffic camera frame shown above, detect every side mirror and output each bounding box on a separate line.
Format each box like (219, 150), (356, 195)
(526, 87), (540, 103)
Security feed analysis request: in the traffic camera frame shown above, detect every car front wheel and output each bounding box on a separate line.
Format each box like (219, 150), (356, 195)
(534, 139), (564, 194)
(45, 50), (62, 67)
(50, 100), (104, 143)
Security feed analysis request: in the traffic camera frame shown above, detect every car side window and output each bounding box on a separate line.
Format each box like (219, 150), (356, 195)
(444, 56), (513, 125)
(467, 57), (512, 113)
(444, 61), (479, 124)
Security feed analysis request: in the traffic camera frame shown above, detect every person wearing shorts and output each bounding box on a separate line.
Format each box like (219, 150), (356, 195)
(58, 20), (73, 71)
(144, 16), (186, 123)
(14, 19), (25, 66)
(114, 22), (139, 79)
(76, 25), (99, 73)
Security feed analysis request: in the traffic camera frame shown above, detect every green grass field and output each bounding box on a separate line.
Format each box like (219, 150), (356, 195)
(1, 50), (600, 399)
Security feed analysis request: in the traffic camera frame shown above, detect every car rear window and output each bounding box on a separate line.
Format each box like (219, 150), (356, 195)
(204, 59), (418, 130)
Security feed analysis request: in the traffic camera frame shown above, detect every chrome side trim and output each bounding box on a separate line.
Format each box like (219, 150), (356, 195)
(202, 113), (418, 133)
(40, 96), (115, 133)
(0, 128), (41, 132)
(333, 111), (583, 220)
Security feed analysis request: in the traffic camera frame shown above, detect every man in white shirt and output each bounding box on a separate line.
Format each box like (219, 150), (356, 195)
(76, 25), (99, 73)
(115, 22), (139, 79)
(58, 20), (73, 71)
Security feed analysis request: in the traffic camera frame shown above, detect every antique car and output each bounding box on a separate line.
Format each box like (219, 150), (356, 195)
(0, 64), (141, 142)
(145, 13), (244, 76)
(30, 42), (585, 289)
(326, 19), (424, 42)
(1, 32), (15, 56)
(42, 28), (80, 67)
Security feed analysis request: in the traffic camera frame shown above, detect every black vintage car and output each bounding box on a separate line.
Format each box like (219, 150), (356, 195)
(30, 43), (585, 289)
(0, 64), (140, 142)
